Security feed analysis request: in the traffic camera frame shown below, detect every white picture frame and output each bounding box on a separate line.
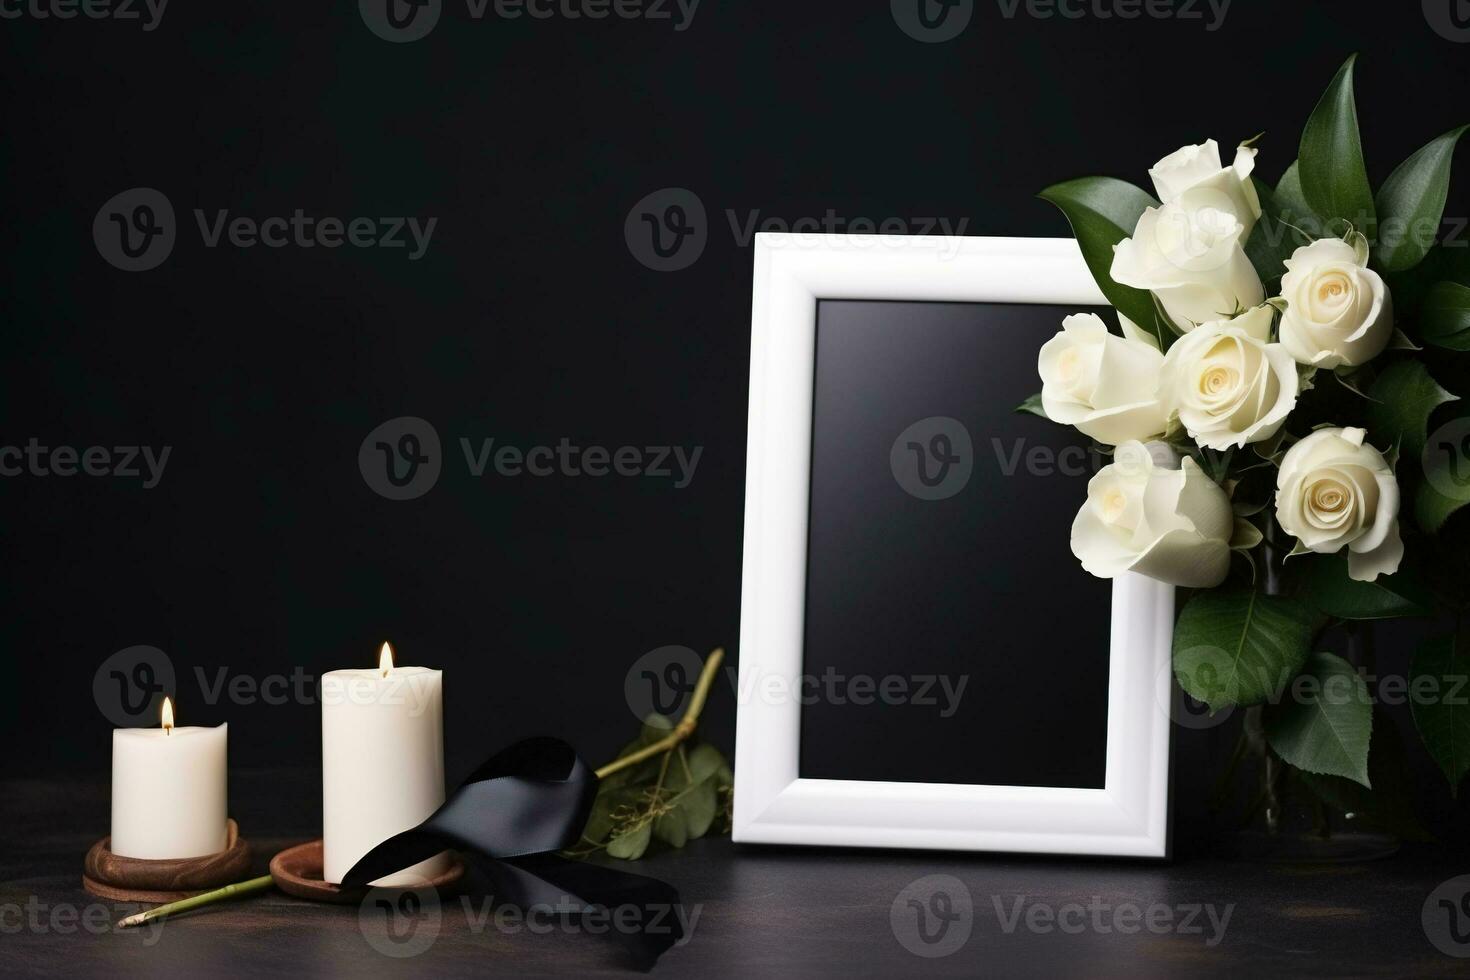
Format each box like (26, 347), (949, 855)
(733, 233), (1174, 858)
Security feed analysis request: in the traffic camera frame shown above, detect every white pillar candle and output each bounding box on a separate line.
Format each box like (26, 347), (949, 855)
(110, 698), (229, 860)
(321, 642), (450, 886)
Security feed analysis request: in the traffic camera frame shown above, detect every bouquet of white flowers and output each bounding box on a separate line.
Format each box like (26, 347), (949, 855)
(1028, 55), (1470, 814)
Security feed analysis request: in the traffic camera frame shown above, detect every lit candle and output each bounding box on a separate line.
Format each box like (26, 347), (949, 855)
(110, 698), (229, 859)
(321, 642), (449, 885)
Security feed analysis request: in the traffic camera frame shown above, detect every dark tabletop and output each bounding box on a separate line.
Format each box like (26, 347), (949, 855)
(2, 769), (1466, 978)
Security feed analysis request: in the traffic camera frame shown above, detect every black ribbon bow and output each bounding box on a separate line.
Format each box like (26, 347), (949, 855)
(343, 737), (686, 969)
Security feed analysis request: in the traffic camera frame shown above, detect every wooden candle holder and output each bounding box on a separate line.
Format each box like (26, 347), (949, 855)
(269, 839), (465, 904)
(83, 819), (252, 903)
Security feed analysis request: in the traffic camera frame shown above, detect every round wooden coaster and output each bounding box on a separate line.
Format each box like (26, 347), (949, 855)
(82, 819), (251, 903)
(269, 839), (465, 904)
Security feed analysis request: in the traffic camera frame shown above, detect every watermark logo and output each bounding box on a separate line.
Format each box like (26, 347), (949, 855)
(360, 417), (443, 501)
(1164, 652), (1235, 731)
(1425, 0), (1470, 42)
(0, 439), (171, 487)
(891, 0), (973, 43)
(95, 189), (437, 270)
(93, 646), (175, 726)
(729, 666), (969, 717)
(94, 188), (175, 272)
(360, 419), (703, 499)
(360, 0), (442, 42)
(625, 645), (703, 720)
(1423, 417), (1470, 503)
(0, 0), (169, 31)
(995, 0), (1230, 31)
(989, 436), (1100, 478)
(460, 437), (701, 486)
(625, 187), (707, 272)
(992, 896), (1233, 944)
(891, 417), (973, 500)
(359, 882), (442, 958)
(0, 898), (165, 945)
(1424, 875), (1470, 957)
(891, 874), (973, 957)
(626, 189), (971, 269)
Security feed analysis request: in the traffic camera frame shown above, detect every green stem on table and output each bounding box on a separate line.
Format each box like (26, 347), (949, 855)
(115, 874), (273, 929)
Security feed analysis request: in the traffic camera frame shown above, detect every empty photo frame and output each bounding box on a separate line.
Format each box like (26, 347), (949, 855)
(733, 234), (1173, 857)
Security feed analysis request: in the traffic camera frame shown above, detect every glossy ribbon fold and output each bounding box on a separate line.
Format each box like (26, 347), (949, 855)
(343, 736), (685, 968)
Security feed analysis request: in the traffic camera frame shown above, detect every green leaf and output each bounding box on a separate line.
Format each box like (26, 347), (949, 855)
(681, 781), (719, 839)
(685, 743), (725, 786)
(1230, 518), (1263, 551)
(1410, 636), (1470, 794)
(1245, 176), (1304, 285)
(606, 822), (651, 860)
(1228, 466), (1275, 517)
(1275, 160), (1323, 233)
(1299, 552), (1433, 619)
(1299, 55), (1376, 234)
(1374, 126), (1468, 272)
(1173, 589), (1315, 711)
(653, 807), (688, 848)
(1299, 710), (1433, 840)
(1422, 280), (1470, 350)
(1265, 651), (1374, 787)
(1365, 359), (1458, 460)
(581, 799), (617, 843)
(1038, 177), (1160, 338)
(1015, 392), (1049, 420)
(1334, 364), (1379, 401)
(1417, 481), (1470, 534)
(1388, 328), (1422, 351)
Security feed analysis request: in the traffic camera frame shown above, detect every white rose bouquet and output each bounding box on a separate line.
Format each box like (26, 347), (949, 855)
(1027, 55), (1470, 810)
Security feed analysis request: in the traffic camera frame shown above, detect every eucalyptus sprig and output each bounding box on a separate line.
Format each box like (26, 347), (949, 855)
(568, 648), (733, 861)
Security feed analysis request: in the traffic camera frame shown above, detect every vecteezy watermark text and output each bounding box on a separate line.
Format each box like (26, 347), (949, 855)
(357, 884), (701, 958)
(460, 437), (702, 488)
(94, 188), (438, 271)
(194, 210), (437, 260)
(0, 898), (165, 945)
(995, 0), (1230, 30)
(624, 188), (971, 271)
(359, 417), (704, 500)
(360, 0), (699, 43)
(0, 0), (167, 30)
(991, 895), (1234, 945)
(1, 439), (170, 488)
(728, 666), (970, 718)
(622, 646), (970, 721)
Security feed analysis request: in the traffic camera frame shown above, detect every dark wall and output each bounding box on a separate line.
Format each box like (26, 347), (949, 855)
(3, 2), (1468, 846)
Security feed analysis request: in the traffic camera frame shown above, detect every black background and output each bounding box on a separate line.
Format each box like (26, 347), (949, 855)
(3, 2), (1470, 850)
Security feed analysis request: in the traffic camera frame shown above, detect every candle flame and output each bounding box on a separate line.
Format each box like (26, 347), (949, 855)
(161, 696), (175, 734)
(379, 642), (394, 678)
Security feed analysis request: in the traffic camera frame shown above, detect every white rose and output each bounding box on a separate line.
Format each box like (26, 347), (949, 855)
(1149, 139), (1263, 239)
(1160, 305), (1298, 450)
(1279, 238), (1394, 369)
(1070, 441), (1233, 588)
(1110, 203), (1266, 330)
(1276, 427), (1403, 582)
(1038, 313), (1170, 445)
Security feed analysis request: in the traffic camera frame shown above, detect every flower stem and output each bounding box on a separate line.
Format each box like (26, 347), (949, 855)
(115, 874), (273, 929)
(595, 647), (724, 781)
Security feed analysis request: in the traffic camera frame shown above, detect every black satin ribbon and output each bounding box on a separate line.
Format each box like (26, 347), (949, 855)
(343, 737), (686, 968)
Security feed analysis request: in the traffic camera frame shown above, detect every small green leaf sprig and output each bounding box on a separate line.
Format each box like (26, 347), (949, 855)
(567, 648), (734, 861)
